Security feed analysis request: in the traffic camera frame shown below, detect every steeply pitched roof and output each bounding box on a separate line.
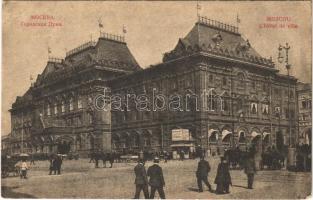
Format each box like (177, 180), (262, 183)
(35, 35), (141, 86)
(163, 17), (274, 68)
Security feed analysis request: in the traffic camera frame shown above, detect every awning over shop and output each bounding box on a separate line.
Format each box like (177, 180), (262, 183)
(263, 132), (270, 139)
(222, 130), (232, 140)
(251, 131), (261, 139)
(170, 144), (194, 147)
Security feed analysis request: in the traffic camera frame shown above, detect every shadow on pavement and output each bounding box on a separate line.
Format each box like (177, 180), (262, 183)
(232, 184), (248, 189)
(1, 186), (36, 198)
(188, 187), (199, 192)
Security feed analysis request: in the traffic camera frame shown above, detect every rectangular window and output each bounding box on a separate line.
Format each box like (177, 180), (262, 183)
(54, 103), (58, 115)
(302, 101), (307, 109)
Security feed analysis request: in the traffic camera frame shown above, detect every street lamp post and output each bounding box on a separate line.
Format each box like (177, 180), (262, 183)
(278, 43), (295, 168)
(278, 43), (292, 146)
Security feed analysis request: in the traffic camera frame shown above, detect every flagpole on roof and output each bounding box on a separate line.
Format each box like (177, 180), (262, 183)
(196, 1), (201, 45)
(48, 46), (51, 59)
(236, 14), (241, 29)
(122, 25), (127, 41)
(98, 17), (104, 36)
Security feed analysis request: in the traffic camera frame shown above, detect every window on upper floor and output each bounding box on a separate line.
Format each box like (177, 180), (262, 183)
(54, 103), (58, 115)
(221, 98), (229, 111)
(207, 94), (217, 111)
(69, 98), (74, 111)
(262, 104), (269, 115)
(262, 83), (267, 92)
(251, 102), (258, 114)
(302, 100), (307, 109)
(237, 73), (245, 88)
(209, 74), (214, 83)
(46, 104), (51, 116)
(61, 100), (65, 113)
(78, 97), (83, 109)
(290, 91), (294, 99)
(222, 77), (227, 86)
(308, 100), (312, 109)
(252, 81), (256, 90)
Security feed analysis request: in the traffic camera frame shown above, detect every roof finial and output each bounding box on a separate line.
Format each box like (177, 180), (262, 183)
(98, 16), (104, 35)
(236, 13), (241, 29)
(196, 1), (201, 19)
(122, 25), (127, 38)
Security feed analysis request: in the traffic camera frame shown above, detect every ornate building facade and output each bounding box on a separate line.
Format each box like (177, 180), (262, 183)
(6, 16), (298, 157)
(297, 82), (311, 145)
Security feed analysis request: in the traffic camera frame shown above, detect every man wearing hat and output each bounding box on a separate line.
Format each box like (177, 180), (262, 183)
(196, 156), (213, 192)
(134, 159), (149, 199)
(147, 157), (166, 199)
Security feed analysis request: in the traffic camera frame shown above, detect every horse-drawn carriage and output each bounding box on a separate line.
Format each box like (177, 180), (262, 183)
(1, 155), (20, 178)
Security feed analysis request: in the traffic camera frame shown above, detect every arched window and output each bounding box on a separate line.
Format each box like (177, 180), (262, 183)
(239, 132), (246, 143)
(251, 102), (258, 114)
(209, 132), (218, 142)
(69, 98), (74, 111)
(143, 135), (151, 146)
(207, 94), (217, 111)
(77, 97), (83, 109)
(262, 104), (269, 115)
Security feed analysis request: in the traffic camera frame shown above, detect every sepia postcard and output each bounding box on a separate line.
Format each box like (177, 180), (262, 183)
(1, 1), (312, 199)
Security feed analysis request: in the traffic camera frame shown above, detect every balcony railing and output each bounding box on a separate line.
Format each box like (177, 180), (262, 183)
(48, 57), (63, 63)
(66, 40), (97, 57)
(100, 31), (125, 43)
(198, 15), (239, 34)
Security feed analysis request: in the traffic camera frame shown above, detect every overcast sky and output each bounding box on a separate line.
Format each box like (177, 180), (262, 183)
(2, 1), (311, 135)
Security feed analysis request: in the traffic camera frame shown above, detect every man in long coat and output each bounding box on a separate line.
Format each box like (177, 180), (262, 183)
(147, 157), (166, 199)
(196, 156), (213, 192)
(244, 156), (256, 189)
(134, 159), (149, 199)
(215, 157), (232, 194)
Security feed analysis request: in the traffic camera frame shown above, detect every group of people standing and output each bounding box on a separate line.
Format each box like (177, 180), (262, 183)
(49, 154), (63, 175)
(133, 153), (257, 199)
(196, 154), (257, 195)
(134, 157), (166, 199)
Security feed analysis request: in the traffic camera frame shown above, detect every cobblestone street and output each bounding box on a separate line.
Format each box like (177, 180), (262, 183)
(1, 158), (311, 199)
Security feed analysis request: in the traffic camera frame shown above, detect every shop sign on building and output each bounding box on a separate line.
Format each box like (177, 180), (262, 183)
(171, 129), (190, 141)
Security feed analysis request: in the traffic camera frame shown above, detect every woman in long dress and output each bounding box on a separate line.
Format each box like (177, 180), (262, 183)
(214, 157), (232, 194)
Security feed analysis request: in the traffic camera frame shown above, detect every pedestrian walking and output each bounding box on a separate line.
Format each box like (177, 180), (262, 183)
(147, 157), (166, 199)
(134, 159), (149, 199)
(54, 155), (63, 175)
(20, 159), (29, 179)
(95, 151), (100, 168)
(196, 156), (213, 193)
(214, 157), (232, 194)
(244, 156), (257, 189)
(180, 150), (185, 161)
(30, 154), (35, 165)
(49, 155), (55, 175)
(163, 151), (168, 163)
